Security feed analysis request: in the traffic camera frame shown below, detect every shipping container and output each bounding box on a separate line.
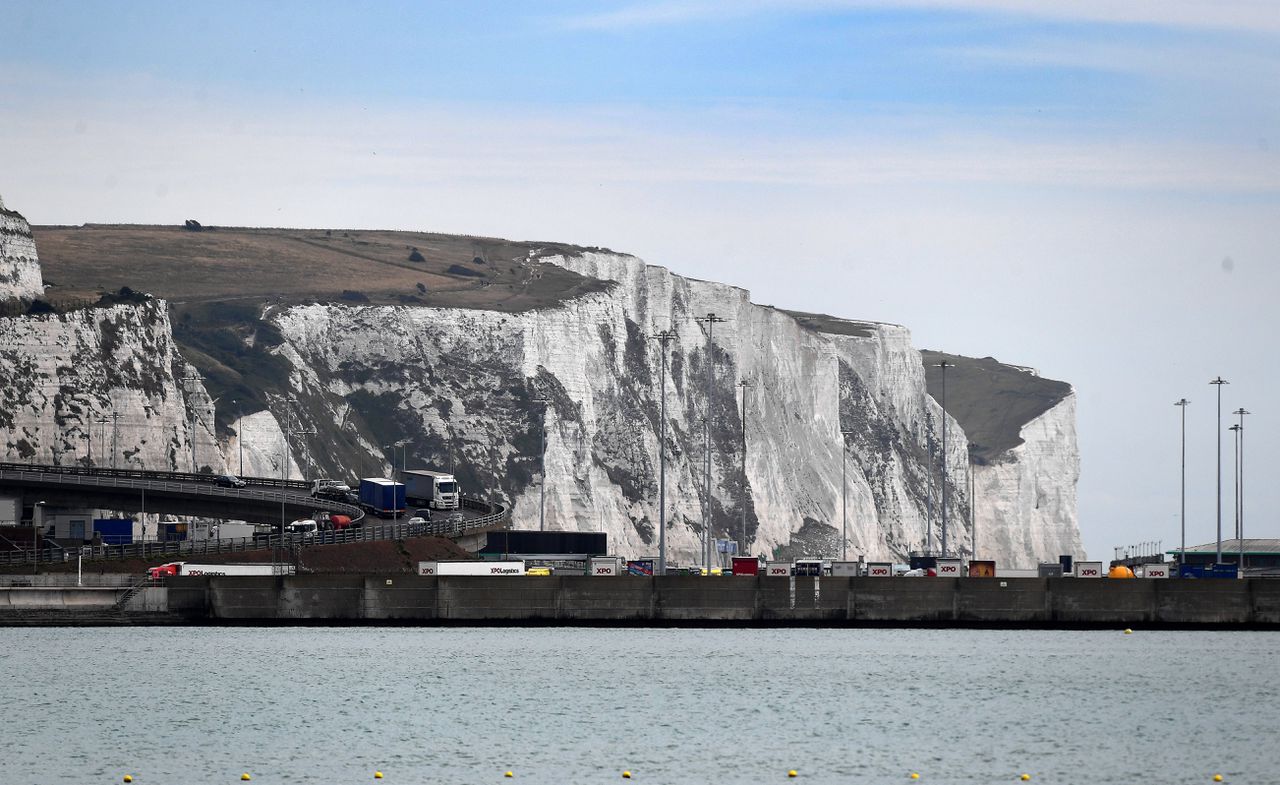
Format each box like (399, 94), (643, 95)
(935, 558), (963, 577)
(359, 478), (406, 516)
(794, 559), (823, 577)
(1038, 563), (1064, 578)
(478, 530), (608, 557)
(417, 560), (526, 576)
(830, 561), (861, 577)
(731, 556), (761, 576)
(909, 554), (938, 570)
(1178, 563), (1238, 579)
(589, 556), (622, 576)
(93, 518), (134, 545)
(764, 561), (792, 577)
(866, 562), (894, 578)
(1074, 561), (1104, 578)
(968, 560), (996, 578)
(626, 559), (654, 576)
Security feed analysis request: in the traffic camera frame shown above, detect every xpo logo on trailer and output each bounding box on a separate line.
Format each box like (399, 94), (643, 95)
(765, 562), (793, 577)
(867, 562), (893, 578)
(936, 558), (963, 577)
(1075, 561), (1103, 578)
(1142, 563), (1170, 579)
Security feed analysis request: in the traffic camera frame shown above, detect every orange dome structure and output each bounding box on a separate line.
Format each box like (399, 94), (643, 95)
(1108, 565), (1135, 578)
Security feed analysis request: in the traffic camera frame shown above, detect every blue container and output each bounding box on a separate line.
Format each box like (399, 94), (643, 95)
(93, 518), (133, 545)
(359, 478), (406, 513)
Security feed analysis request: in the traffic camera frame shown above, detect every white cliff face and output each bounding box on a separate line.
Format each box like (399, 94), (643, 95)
(221, 409), (302, 480)
(1, 204), (45, 301)
(0, 299), (221, 472)
(263, 250), (1060, 565)
(973, 393), (1083, 567)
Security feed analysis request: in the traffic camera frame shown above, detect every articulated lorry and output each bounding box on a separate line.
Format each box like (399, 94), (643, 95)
(359, 478), (407, 517)
(417, 560), (526, 576)
(147, 562), (295, 579)
(402, 469), (460, 510)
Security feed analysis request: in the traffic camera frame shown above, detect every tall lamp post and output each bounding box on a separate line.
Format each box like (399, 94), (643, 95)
(384, 440), (408, 521)
(1174, 398), (1190, 570)
(1209, 377), (1228, 564)
(1233, 407), (1250, 574)
(933, 360), (952, 556)
(532, 398), (549, 532)
(182, 371), (202, 473)
(33, 500), (45, 575)
(738, 378), (752, 556)
(840, 429), (854, 561)
(232, 398), (244, 477)
(651, 329), (675, 575)
(1229, 423), (1241, 571)
(695, 313), (727, 570)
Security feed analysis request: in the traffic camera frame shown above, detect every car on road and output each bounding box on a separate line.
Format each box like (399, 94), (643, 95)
(215, 474), (247, 488)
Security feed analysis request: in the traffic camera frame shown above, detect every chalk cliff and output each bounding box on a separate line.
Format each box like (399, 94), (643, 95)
(0, 195), (44, 301)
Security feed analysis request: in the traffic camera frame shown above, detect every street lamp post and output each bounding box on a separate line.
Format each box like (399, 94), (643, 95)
(182, 372), (202, 473)
(1233, 407), (1250, 575)
(738, 378), (751, 556)
(1230, 423), (1241, 571)
(651, 329), (675, 575)
(383, 441), (408, 521)
(840, 429), (854, 561)
(1175, 398), (1190, 571)
(1210, 377), (1228, 564)
(933, 360), (952, 557)
(232, 398), (244, 477)
(33, 500), (45, 574)
(695, 313), (727, 571)
(532, 398), (549, 532)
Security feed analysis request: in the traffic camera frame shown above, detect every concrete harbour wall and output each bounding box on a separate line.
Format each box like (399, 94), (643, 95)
(148, 576), (1280, 628)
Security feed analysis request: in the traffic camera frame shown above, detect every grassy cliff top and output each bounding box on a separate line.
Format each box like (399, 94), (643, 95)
(32, 223), (610, 312)
(919, 351), (1072, 463)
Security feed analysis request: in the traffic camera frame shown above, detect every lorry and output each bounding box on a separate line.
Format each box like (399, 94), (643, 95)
(417, 560), (526, 576)
(359, 478), (406, 517)
(731, 556), (761, 576)
(402, 469), (460, 510)
(588, 556), (622, 576)
(147, 562), (295, 579)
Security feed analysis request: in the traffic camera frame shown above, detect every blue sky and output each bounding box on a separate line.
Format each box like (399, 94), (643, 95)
(2, 1), (1278, 560)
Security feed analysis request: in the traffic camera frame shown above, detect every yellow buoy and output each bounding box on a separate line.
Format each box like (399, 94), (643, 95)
(1021, 775), (1031, 781)
(123, 777), (133, 783)
(1213, 776), (1223, 782)
(242, 774), (252, 782)
(622, 772), (632, 779)
(505, 772), (514, 779)
(375, 772), (384, 779)
(788, 771), (797, 778)
(1124, 628), (1133, 634)
(910, 774), (920, 780)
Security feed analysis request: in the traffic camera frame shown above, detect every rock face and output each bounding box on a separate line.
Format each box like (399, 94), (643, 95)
(0, 299), (222, 472)
(3, 194), (1081, 565)
(267, 250), (1078, 565)
(0, 198), (44, 301)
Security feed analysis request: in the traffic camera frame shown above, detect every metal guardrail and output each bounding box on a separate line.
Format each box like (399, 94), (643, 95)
(0, 463), (508, 566)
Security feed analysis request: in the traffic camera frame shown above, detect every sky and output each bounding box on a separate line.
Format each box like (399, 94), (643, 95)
(2, 0), (1277, 561)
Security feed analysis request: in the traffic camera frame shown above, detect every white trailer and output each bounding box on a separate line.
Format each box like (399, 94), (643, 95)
(417, 560), (525, 576)
(764, 561), (792, 577)
(589, 556), (622, 576)
(148, 562), (295, 579)
(403, 470), (461, 510)
(830, 561), (861, 577)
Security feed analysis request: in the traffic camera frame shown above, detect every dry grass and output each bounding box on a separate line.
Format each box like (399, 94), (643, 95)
(33, 224), (610, 312)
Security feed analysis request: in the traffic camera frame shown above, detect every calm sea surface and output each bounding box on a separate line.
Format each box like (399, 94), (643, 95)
(2, 628), (1276, 784)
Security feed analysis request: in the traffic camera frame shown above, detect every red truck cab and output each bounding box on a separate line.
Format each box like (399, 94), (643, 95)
(147, 562), (181, 580)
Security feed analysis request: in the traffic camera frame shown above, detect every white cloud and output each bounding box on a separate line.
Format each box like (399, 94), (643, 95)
(562, 0), (1280, 34)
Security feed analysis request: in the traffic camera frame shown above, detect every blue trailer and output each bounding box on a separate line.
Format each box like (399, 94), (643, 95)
(359, 478), (406, 517)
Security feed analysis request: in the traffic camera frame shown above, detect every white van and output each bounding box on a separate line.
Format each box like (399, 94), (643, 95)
(285, 519), (318, 539)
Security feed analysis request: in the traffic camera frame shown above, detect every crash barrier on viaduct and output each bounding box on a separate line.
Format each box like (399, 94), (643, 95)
(0, 463), (507, 567)
(9, 575), (1272, 627)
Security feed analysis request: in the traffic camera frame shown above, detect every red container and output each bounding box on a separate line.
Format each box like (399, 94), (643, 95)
(732, 557), (761, 576)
